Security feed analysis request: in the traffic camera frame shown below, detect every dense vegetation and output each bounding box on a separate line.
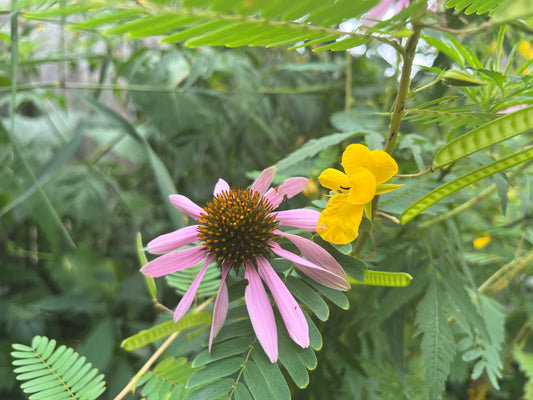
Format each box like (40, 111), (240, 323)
(2, 0), (533, 399)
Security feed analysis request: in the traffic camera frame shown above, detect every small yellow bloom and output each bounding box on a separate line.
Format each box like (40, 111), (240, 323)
(473, 235), (491, 249)
(302, 177), (318, 197)
(317, 144), (401, 245)
(519, 40), (533, 59)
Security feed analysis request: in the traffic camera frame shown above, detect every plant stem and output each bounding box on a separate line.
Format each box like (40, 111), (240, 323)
(113, 296), (215, 400)
(352, 25), (421, 256)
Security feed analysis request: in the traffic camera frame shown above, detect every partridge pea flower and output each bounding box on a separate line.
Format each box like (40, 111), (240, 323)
(141, 167), (350, 363)
(317, 144), (401, 245)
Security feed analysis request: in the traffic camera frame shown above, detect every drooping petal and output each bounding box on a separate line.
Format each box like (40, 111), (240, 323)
(209, 263), (231, 352)
(264, 177), (309, 208)
(273, 209), (320, 231)
(244, 262), (278, 363)
(347, 168), (376, 204)
(256, 257), (309, 348)
(147, 225), (200, 254)
(276, 231), (349, 288)
(367, 149), (398, 184)
(341, 144), (371, 176)
(250, 166), (276, 196)
(317, 168), (350, 191)
(169, 194), (204, 221)
(317, 194), (364, 245)
(214, 179), (230, 196)
(173, 256), (213, 322)
(141, 245), (207, 277)
(271, 242), (350, 291)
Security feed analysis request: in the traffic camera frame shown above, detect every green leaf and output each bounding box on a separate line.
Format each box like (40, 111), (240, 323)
(242, 360), (273, 400)
(491, 0), (533, 22)
(313, 236), (368, 282)
(73, 91), (184, 228)
(285, 276), (329, 321)
(252, 347), (291, 400)
(11, 336), (106, 400)
(185, 357), (242, 389)
(440, 69), (487, 86)
(184, 378), (235, 400)
(121, 313), (212, 351)
(193, 338), (251, 367)
(278, 329), (311, 388)
(233, 382), (253, 400)
(350, 270), (413, 287)
(275, 131), (367, 171)
(0, 129), (83, 218)
(401, 146), (533, 224)
(513, 347), (533, 399)
(415, 275), (456, 400)
(433, 105), (533, 167)
(446, 0), (508, 15)
(136, 233), (157, 299)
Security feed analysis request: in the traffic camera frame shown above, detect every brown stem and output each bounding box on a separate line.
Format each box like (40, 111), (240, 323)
(352, 26), (421, 256)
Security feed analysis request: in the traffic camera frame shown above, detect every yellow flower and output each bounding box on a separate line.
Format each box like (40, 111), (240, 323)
(473, 235), (491, 249)
(317, 144), (401, 245)
(519, 40), (533, 59)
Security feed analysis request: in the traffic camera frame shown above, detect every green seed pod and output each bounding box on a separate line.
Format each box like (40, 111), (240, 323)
(440, 70), (487, 87)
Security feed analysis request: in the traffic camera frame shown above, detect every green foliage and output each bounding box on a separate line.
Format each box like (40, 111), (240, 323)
(136, 357), (196, 400)
(3, 0), (533, 399)
(433, 105), (533, 167)
(401, 146), (533, 224)
(11, 336), (106, 400)
(445, 0), (508, 15)
(415, 274), (456, 400)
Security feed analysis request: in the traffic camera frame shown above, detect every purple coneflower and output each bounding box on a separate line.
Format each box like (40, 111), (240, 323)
(141, 167), (350, 362)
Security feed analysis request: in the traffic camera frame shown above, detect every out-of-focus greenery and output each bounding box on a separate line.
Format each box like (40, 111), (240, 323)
(2, 0), (533, 399)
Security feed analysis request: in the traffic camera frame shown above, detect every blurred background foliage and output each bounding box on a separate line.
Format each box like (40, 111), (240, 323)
(1, 0), (533, 399)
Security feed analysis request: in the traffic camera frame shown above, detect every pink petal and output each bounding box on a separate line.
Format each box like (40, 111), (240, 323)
(147, 225), (200, 254)
(270, 242), (350, 291)
(214, 179), (230, 196)
(209, 263), (231, 352)
(245, 262), (278, 363)
(173, 256), (213, 322)
(256, 257), (309, 348)
(363, 0), (394, 26)
(169, 194), (204, 221)
(277, 231), (349, 285)
(250, 166), (276, 196)
(264, 177), (308, 208)
(141, 246), (207, 277)
(273, 209), (320, 231)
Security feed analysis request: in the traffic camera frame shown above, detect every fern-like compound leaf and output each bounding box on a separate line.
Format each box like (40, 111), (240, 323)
(11, 335), (106, 400)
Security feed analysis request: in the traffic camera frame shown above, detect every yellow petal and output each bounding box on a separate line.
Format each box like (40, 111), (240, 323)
(347, 168), (376, 204)
(341, 144), (371, 176)
(473, 236), (491, 249)
(317, 194), (364, 245)
(367, 149), (398, 184)
(375, 183), (403, 195)
(318, 168), (350, 191)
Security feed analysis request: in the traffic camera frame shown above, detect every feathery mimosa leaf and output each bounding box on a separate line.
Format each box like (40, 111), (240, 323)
(445, 0), (507, 15)
(121, 313), (212, 351)
(401, 146), (533, 224)
(350, 270), (413, 287)
(11, 336), (106, 400)
(433, 105), (533, 167)
(416, 275), (456, 399)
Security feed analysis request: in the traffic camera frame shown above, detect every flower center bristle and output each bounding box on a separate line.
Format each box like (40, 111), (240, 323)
(198, 188), (279, 267)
